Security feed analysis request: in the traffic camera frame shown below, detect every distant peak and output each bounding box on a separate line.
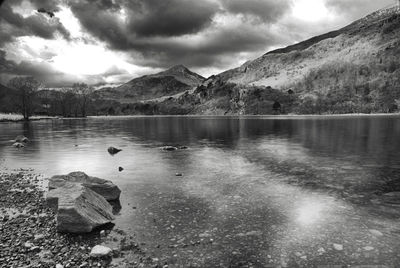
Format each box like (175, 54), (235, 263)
(167, 64), (189, 72)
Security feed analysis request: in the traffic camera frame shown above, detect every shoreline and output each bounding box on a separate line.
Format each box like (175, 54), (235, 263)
(1, 112), (399, 123)
(0, 170), (157, 268)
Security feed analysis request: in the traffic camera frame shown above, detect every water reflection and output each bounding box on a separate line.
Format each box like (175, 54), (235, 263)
(296, 200), (325, 226)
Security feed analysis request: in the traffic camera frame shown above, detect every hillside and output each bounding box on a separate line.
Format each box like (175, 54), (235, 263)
(96, 65), (205, 103)
(194, 6), (400, 114)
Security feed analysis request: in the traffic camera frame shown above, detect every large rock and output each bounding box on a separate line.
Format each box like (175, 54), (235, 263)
(46, 183), (115, 233)
(49, 172), (121, 201)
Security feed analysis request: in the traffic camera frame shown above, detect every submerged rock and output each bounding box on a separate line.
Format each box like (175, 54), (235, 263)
(363, 246), (374, 251)
(15, 135), (29, 143)
(333, 243), (343, 251)
(108, 147), (122, 155)
(369, 229), (383, 237)
(49, 171), (121, 201)
(90, 245), (112, 258)
(12, 142), (25, 148)
(118, 167), (124, 172)
(46, 182), (115, 233)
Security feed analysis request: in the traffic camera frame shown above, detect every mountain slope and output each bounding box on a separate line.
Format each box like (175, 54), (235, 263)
(97, 65), (205, 102)
(161, 6), (400, 115)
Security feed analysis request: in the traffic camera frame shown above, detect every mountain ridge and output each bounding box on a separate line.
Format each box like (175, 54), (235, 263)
(96, 65), (205, 103)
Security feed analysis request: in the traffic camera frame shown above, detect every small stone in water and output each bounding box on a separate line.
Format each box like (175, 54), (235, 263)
(333, 243), (343, 251)
(175, 173), (183, 176)
(363, 246), (374, 251)
(369, 229), (383, 237)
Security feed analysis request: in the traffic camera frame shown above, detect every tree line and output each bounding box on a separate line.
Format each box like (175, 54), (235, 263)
(6, 76), (94, 120)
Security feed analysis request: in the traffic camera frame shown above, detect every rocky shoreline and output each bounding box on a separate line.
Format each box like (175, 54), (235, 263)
(0, 171), (165, 268)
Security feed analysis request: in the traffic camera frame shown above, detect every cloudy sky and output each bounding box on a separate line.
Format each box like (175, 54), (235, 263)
(0, 0), (396, 87)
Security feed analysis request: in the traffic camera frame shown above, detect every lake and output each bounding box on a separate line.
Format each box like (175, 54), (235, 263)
(1, 115), (400, 267)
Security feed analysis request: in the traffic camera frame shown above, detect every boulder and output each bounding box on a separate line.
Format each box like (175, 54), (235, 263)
(15, 135), (29, 143)
(107, 147), (122, 155)
(49, 172), (121, 201)
(90, 245), (112, 258)
(46, 183), (115, 233)
(12, 142), (25, 148)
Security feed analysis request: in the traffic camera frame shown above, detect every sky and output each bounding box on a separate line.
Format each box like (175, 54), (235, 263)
(0, 0), (396, 87)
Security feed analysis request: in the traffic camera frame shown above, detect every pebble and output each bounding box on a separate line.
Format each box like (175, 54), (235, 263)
(363, 246), (375, 251)
(369, 229), (383, 237)
(90, 245), (112, 258)
(333, 243), (343, 251)
(24, 241), (33, 248)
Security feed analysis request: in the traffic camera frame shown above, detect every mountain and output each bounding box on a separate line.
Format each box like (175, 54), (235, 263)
(97, 65), (205, 103)
(192, 6), (400, 114)
(217, 7), (400, 88)
(139, 6), (400, 115)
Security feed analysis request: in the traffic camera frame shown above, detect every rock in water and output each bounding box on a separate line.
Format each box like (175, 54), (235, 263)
(15, 135), (29, 143)
(90, 245), (112, 258)
(369, 229), (383, 237)
(12, 142), (25, 148)
(118, 167), (124, 172)
(162, 146), (178, 151)
(333, 243), (343, 251)
(46, 183), (115, 233)
(107, 147), (122, 155)
(49, 171), (121, 201)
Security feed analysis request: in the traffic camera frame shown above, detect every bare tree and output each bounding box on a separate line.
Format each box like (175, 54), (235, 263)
(7, 76), (41, 120)
(72, 83), (93, 117)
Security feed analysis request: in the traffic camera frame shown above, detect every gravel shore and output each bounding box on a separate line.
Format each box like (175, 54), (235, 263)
(0, 171), (163, 268)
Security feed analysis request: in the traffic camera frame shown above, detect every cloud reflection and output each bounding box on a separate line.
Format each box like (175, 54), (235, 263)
(296, 200), (325, 225)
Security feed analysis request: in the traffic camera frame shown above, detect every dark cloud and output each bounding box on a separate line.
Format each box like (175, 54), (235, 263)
(127, 0), (218, 37)
(68, 0), (282, 69)
(221, 0), (291, 22)
(124, 23), (283, 69)
(0, 1), (70, 45)
(37, 8), (55, 18)
(68, 0), (219, 50)
(68, 0), (131, 50)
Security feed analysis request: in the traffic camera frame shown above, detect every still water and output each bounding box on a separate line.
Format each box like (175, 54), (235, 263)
(1, 115), (400, 267)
